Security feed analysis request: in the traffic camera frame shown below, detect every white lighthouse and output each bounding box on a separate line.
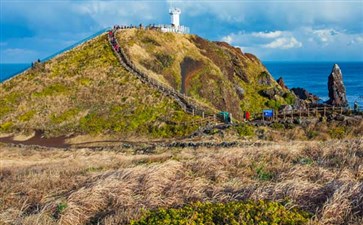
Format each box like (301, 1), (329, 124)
(160, 8), (189, 34)
(170, 8), (181, 27)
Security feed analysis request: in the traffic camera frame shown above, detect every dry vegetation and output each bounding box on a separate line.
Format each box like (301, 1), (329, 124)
(1, 139), (362, 224)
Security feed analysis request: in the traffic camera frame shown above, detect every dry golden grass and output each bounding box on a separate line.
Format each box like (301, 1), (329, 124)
(0, 139), (362, 224)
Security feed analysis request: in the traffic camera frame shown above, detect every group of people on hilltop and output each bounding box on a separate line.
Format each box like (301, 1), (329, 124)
(112, 23), (170, 32)
(31, 59), (41, 69)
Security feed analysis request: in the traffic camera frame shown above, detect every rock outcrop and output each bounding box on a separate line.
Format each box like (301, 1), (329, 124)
(326, 64), (348, 107)
(277, 77), (288, 90)
(291, 87), (319, 102)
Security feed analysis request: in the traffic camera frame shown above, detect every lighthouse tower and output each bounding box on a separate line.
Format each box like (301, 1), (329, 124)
(169, 8), (181, 27)
(160, 8), (189, 34)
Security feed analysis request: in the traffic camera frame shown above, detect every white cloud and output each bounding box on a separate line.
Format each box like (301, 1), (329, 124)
(263, 37), (302, 49)
(222, 30), (302, 49)
(311, 29), (339, 45)
(3, 48), (36, 56)
(349, 36), (363, 45)
(222, 35), (233, 44)
(221, 27), (363, 61)
(252, 31), (283, 39)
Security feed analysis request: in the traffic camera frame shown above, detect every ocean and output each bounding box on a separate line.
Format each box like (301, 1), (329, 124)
(1, 62), (362, 107)
(264, 62), (363, 107)
(0, 64), (30, 82)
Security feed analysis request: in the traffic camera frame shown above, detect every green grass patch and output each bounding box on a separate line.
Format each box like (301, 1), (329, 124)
(18, 110), (36, 122)
(33, 83), (69, 97)
(255, 164), (275, 181)
(266, 99), (282, 110)
(155, 53), (174, 68)
(283, 92), (296, 105)
(0, 121), (14, 132)
(51, 108), (80, 124)
(235, 124), (255, 137)
(131, 200), (311, 225)
(329, 126), (346, 139)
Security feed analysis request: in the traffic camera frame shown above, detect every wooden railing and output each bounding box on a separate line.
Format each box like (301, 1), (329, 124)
(254, 106), (361, 122)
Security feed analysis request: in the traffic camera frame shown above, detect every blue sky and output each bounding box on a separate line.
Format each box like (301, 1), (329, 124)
(1, 0), (363, 63)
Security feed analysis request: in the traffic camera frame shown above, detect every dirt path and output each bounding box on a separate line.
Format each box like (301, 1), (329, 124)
(0, 131), (70, 148)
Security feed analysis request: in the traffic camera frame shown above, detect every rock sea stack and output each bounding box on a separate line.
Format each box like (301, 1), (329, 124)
(326, 64), (348, 107)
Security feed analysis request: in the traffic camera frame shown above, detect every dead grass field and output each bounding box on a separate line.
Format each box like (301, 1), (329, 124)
(0, 139), (362, 225)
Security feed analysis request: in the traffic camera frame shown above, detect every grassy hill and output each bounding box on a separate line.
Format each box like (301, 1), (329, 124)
(116, 29), (294, 120)
(0, 34), (199, 138)
(0, 28), (294, 138)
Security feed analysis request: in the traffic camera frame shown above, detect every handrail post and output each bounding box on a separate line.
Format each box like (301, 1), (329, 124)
(283, 110), (285, 120)
(307, 107), (310, 118)
(324, 106), (326, 117)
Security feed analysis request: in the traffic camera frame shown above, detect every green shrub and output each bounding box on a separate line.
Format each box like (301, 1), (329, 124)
(266, 99), (281, 109)
(0, 105), (12, 119)
(283, 92), (296, 105)
(235, 124), (254, 137)
(329, 127), (346, 139)
(79, 112), (109, 134)
(18, 110), (36, 122)
(131, 200), (311, 225)
(155, 53), (174, 68)
(306, 130), (319, 139)
(51, 108), (80, 124)
(0, 121), (13, 132)
(33, 83), (68, 97)
(53, 201), (68, 219)
(271, 122), (285, 130)
(255, 165), (275, 181)
(296, 157), (313, 165)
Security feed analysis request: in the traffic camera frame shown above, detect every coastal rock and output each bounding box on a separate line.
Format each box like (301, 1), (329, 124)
(326, 64), (348, 106)
(291, 87), (319, 102)
(235, 85), (245, 99)
(277, 77), (288, 90)
(279, 104), (293, 112)
(259, 88), (283, 99)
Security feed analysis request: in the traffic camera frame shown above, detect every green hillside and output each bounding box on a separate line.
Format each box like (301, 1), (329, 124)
(117, 29), (294, 120)
(0, 34), (198, 138)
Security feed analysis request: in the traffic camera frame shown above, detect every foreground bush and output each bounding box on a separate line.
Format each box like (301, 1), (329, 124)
(131, 200), (311, 225)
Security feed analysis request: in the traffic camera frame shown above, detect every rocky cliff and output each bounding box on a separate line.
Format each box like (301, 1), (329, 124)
(326, 64), (348, 106)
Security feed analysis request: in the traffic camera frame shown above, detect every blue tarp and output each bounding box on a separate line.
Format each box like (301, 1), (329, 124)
(263, 109), (274, 118)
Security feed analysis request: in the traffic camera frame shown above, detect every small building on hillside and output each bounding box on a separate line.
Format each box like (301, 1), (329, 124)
(160, 8), (190, 34)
